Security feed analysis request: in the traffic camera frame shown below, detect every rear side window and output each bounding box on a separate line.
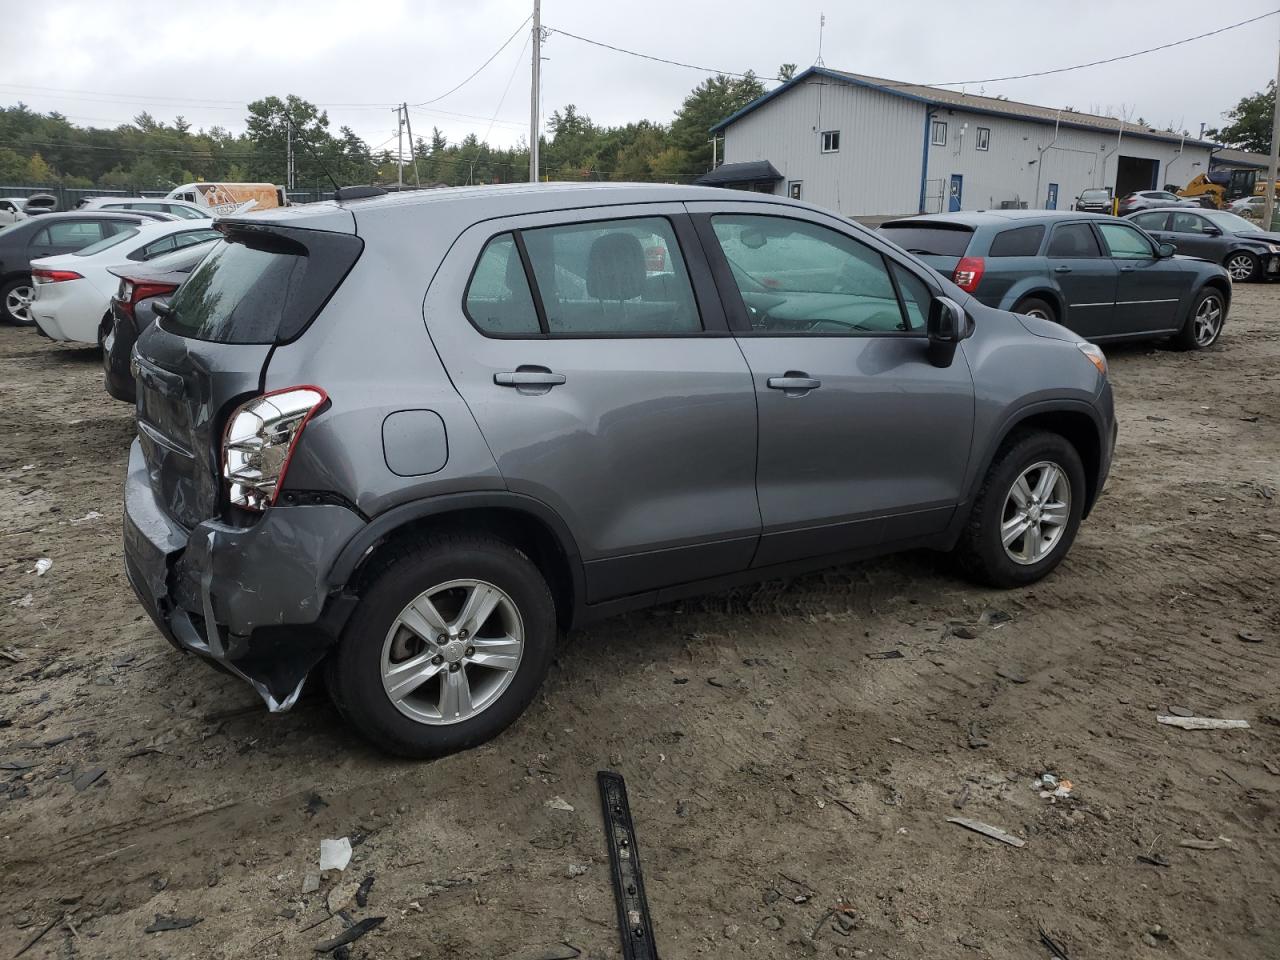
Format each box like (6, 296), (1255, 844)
(987, 225), (1045, 257)
(31, 221), (109, 247)
(522, 217), (701, 335)
(160, 227), (362, 344)
(878, 223), (973, 257)
(1047, 223), (1102, 258)
(464, 233), (541, 335)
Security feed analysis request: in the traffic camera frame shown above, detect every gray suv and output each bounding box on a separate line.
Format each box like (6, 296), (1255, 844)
(122, 184), (1116, 757)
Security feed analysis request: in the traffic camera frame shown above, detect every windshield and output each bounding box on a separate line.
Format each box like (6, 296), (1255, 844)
(74, 228), (140, 257)
(1081, 190), (1109, 201)
(1202, 210), (1261, 233)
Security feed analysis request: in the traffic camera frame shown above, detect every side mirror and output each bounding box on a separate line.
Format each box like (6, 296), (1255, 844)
(1156, 242), (1176, 259)
(152, 301), (173, 318)
(927, 295), (973, 367)
(1204, 226), (1222, 237)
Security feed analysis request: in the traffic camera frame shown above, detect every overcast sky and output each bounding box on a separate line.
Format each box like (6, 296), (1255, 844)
(2, 0), (1276, 154)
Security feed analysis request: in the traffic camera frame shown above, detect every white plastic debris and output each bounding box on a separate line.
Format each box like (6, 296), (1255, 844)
(71, 511), (103, 524)
(947, 817), (1026, 848)
(545, 796), (574, 812)
(1157, 715), (1250, 731)
(9, 594), (32, 608)
(319, 837), (352, 872)
(32, 558), (52, 576)
(1033, 773), (1074, 799)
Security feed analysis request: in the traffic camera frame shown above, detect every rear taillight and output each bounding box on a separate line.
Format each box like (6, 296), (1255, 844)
(114, 278), (180, 318)
(32, 268), (82, 284)
(952, 256), (985, 293)
(222, 386), (327, 512)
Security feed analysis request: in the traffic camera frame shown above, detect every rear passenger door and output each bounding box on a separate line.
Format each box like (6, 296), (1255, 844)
(423, 205), (760, 604)
(687, 201), (975, 565)
(1044, 221), (1117, 338)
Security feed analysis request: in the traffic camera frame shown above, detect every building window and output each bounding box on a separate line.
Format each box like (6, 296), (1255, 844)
(931, 120), (947, 147)
(976, 126), (990, 151)
(820, 130), (840, 153)
(789, 181), (803, 200)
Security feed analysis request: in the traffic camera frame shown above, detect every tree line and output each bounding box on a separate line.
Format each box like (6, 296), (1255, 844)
(0, 68), (1270, 194)
(0, 70), (776, 192)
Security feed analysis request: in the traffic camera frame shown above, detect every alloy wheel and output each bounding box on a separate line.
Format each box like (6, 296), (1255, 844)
(1000, 461), (1071, 565)
(5, 284), (33, 324)
(1193, 295), (1224, 347)
(380, 578), (524, 725)
(1226, 254), (1255, 282)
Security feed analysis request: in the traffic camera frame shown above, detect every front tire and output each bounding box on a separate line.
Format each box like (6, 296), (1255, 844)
(326, 533), (557, 758)
(1, 277), (35, 326)
(1173, 287), (1225, 350)
(956, 431), (1086, 588)
(1224, 251), (1259, 283)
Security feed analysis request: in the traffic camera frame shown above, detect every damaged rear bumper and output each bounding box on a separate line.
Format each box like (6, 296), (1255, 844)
(122, 440), (363, 710)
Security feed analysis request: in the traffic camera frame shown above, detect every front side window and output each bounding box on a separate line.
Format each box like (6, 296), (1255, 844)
(1097, 222), (1154, 259)
(1170, 212), (1209, 234)
(711, 214), (920, 335)
(821, 130), (840, 153)
(522, 217), (701, 336)
(988, 224), (1046, 257)
(932, 120), (947, 146)
(1047, 223), (1102, 258)
(975, 127), (990, 151)
(463, 233), (541, 335)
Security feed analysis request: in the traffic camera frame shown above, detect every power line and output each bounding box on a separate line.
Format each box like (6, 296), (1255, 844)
(548, 9), (1280, 88)
(410, 16), (532, 106)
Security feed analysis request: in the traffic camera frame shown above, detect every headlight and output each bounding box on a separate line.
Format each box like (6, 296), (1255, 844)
(1266, 243), (1280, 254)
(1077, 342), (1107, 377)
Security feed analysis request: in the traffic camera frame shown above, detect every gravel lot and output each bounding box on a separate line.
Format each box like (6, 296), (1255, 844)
(1, 285), (1278, 960)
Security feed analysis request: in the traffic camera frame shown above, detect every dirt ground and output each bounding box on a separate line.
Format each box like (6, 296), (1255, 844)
(1, 286), (1278, 960)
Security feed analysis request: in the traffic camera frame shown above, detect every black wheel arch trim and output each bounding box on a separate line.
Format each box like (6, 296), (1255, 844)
(326, 490), (587, 612)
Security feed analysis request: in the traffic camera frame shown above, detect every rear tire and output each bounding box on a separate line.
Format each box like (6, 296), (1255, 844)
(326, 533), (556, 759)
(955, 430), (1086, 588)
(1224, 251), (1259, 283)
(1173, 287), (1225, 351)
(1, 278), (35, 326)
(1013, 296), (1056, 323)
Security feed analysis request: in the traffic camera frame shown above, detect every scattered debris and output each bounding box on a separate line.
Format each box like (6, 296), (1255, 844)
(996, 666), (1028, 684)
(946, 817), (1026, 848)
(13, 915), (61, 958)
(706, 677), (725, 687)
(355, 875), (374, 908)
(950, 625), (979, 640)
(1038, 925), (1072, 959)
(982, 609), (1013, 627)
(1033, 773), (1074, 799)
(598, 770), (657, 959)
(70, 511), (103, 523)
(1179, 838), (1223, 851)
(545, 796), (574, 812)
(566, 862), (589, 878)
(72, 767), (106, 792)
(952, 783), (970, 810)
(1145, 415), (1168, 422)
(7, 594), (32, 609)
(32, 558), (52, 576)
(1136, 854), (1170, 868)
(516, 946), (581, 960)
(305, 792), (329, 817)
(1166, 705), (1194, 717)
(145, 915), (202, 933)
(319, 837), (353, 872)
(313, 916), (384, 953)
(1157, 715), (1250, 731)
(302, 871), (321, 894)
(866, 649), (904, 660)
(966, 721), (990, 749)
(1237, 630), (1263, 644)
(0, 759), (38, 770)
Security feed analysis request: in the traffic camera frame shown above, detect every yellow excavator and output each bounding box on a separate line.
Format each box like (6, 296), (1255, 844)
(1178, 169), (1258, 209)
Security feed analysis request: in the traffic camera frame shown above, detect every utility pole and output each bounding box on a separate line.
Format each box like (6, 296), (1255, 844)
(403, 102), (421, 188)
(285, 121), (292, 192)
(529, 0), (541, 183)
(396, 103), (404, 190)
(1265, 18), (1280, 231)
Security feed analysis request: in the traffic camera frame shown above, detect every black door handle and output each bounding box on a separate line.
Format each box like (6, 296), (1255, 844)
(1054, 265), (1073, 274)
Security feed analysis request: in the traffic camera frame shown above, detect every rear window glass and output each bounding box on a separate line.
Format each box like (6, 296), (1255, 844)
(878, 224), (973, 257)
(160, 228), (361, 344)
(74, 228), (139, 257)
(987, 225), (1045, 257)
(464, 233), (541, 335)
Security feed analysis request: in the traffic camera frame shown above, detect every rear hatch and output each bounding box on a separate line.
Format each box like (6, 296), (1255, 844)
(878, 220), (975, 279)
(133, 220), (361, 531)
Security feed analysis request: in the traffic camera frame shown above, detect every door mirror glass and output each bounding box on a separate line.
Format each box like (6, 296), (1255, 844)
(1156, 242), (1176, 259)
(1204, 226), (1222, 237)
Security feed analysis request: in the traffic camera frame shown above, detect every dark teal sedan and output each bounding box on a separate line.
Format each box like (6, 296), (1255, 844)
(880, 210), (1232, 349)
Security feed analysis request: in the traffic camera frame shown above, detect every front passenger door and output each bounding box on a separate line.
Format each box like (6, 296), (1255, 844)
(1165, 211), (1219, 261)
(1096, 221), (1186, 336)
(689, 204), (975, 566)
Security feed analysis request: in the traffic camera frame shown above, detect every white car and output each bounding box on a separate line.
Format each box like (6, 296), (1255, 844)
(30, 220), (221, 346)
(76, 196), (212, 220)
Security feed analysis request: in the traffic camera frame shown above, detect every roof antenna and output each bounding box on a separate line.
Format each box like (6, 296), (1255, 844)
(282, 110), (341, 194)
(815, 12), (826, 66)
